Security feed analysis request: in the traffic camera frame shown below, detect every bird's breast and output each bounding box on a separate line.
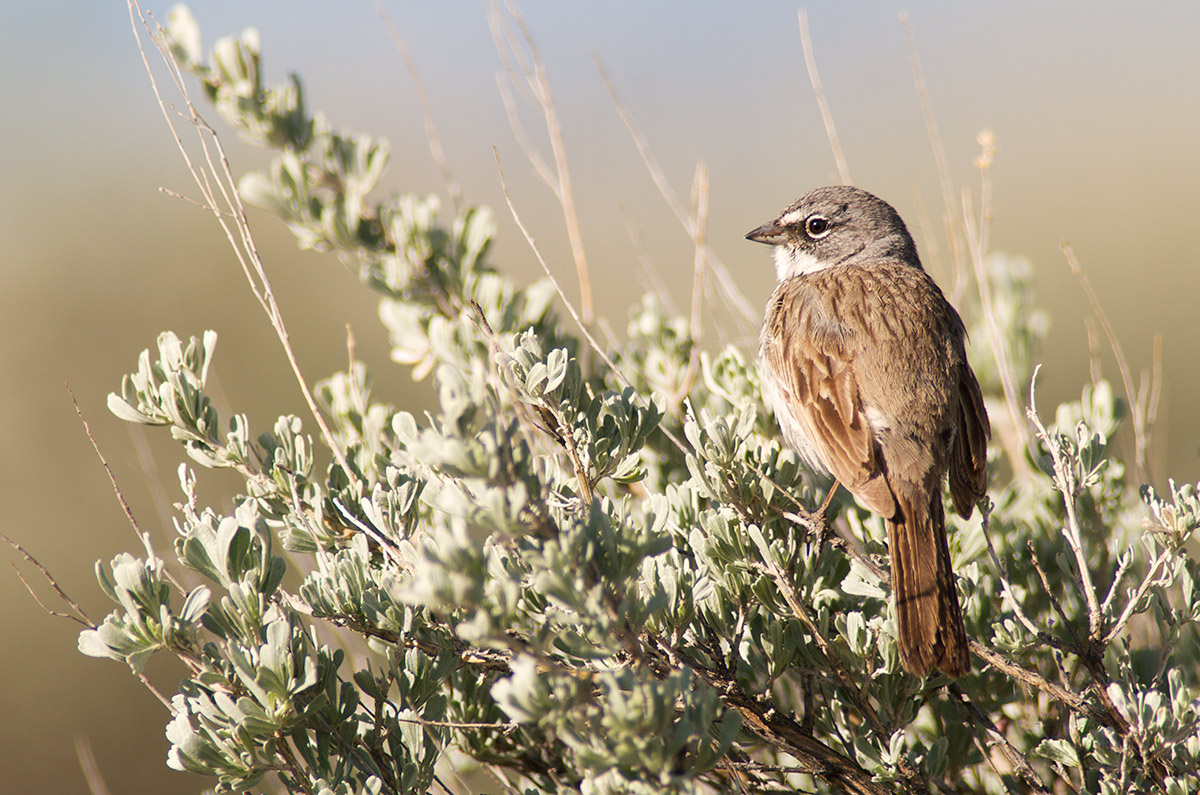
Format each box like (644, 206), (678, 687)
(759, 355), (832, 475)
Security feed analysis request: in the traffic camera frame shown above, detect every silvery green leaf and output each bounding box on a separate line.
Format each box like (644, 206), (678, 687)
(1106, 683), (1130, 722)
(843, 560), (887, 600)
(180, 586), (211, 624)
(1033, 738), (1080, 768)
(166, 4), (202, 65)
(524, 362), (549, 396)
(77, 628), (120, 661)
(106, 391), (157, 424)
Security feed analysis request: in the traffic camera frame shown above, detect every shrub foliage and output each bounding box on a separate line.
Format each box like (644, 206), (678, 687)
(75, 7), (1200, 794)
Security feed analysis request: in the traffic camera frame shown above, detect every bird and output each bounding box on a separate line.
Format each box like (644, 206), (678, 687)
(748, 185), (989, 677)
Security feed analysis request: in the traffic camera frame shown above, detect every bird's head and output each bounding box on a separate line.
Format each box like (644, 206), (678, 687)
(746, 185), (920, 281)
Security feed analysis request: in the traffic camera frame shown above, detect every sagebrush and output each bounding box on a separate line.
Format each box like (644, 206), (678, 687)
(69, 5), (1200, 794)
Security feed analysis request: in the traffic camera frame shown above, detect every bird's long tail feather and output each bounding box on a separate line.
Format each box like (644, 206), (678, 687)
(888, 490), (970, 677)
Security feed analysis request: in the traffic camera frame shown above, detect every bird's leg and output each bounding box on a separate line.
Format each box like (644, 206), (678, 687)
(815, 481), (840, 550)
(784, 481), (842, 571)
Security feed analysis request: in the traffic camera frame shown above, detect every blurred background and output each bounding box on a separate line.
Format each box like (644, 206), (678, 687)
(2, 1), (1198, 791)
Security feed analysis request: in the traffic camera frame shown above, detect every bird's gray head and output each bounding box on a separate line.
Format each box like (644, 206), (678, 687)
(745, 185), (921, 281)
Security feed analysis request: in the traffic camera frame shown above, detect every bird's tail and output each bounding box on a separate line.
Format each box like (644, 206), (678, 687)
(888, 489), (970, 677)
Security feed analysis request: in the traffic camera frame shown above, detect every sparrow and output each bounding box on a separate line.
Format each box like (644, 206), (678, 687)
(748, 185), (989, 677)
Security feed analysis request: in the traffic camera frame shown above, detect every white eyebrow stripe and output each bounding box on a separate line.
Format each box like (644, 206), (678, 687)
(779, 209), (805, 227)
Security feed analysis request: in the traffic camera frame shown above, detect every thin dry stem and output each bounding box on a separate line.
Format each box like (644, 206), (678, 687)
(1027, 539), (1078, 638)
(749, 554), (885, 740)
(1062, 243), (1159, 484)
(1086, 316), (1104, 387)
(618, 207), (679, 316)
(126, 424), (177, 539)
(483, 764), (527, 795)
(797, 10), (851, 185)
(963, 189), (1029, 473)
(670, 162), (710, 407)
(394, 716), (519, 734)
(376, 4), (462, 213)
(946, 684), (1051, 793)
(908, 181), (947, 286)
(74, 735), (114, 795)
(688, 162), (709, 344)
(159, 186), (230, 214)
(495, 77), (555, 187)
(489, 1), (593, 325)
(493, 148), (689, 457)
(2, 533), (175, 710)
(595, 56), (759, 329)
(1147, 333), (1164, 438)
(68, 385), (162, 566)
(127, 1), (357, 487)
(1104, 544), (1174, 646)
(1099, 550), (1136, 617)
(275, 736), (318, 795)
(331, 499), (409, 572)
(3, 533), (93, 627)
(1027, 366), (1103, 638)
(979, 506), (1044, 640)
(900, 13), (966, 299)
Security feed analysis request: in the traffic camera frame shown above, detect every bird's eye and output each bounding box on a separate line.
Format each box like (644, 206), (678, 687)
(805, 215), (831, 238)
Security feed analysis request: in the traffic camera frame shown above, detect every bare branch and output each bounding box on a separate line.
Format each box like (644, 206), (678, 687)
(947, 684), (1051, 794)
(979, 503), (1047, 640)
(1027, 539), (1078, 637)
(969, 642), (1088, 715)
(3, 534), (93, 627)
(748, 552), (886, 740)
(651, 637), (891, 795)
(1027, 367), (1103, 638)
(67, 385), (158, 562)
(1103, 544), (1174, 645)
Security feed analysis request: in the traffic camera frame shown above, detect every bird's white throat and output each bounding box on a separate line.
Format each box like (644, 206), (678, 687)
(773, 245), (828, 281)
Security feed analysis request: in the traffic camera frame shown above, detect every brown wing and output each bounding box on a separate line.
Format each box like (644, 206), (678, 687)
(948, 363), (990, 518)
(764, 278), (896, 518)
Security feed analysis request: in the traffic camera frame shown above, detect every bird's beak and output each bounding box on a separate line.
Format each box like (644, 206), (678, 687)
(745, 220), (784, 245)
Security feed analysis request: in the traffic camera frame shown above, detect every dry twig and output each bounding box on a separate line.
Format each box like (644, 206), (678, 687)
(488, 1), (593, 325)
(797, 10), (851, 185)
(127, 0), (357, 488)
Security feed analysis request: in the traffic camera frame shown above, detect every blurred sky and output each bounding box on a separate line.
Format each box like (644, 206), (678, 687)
(3, 2), (1199, 792)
